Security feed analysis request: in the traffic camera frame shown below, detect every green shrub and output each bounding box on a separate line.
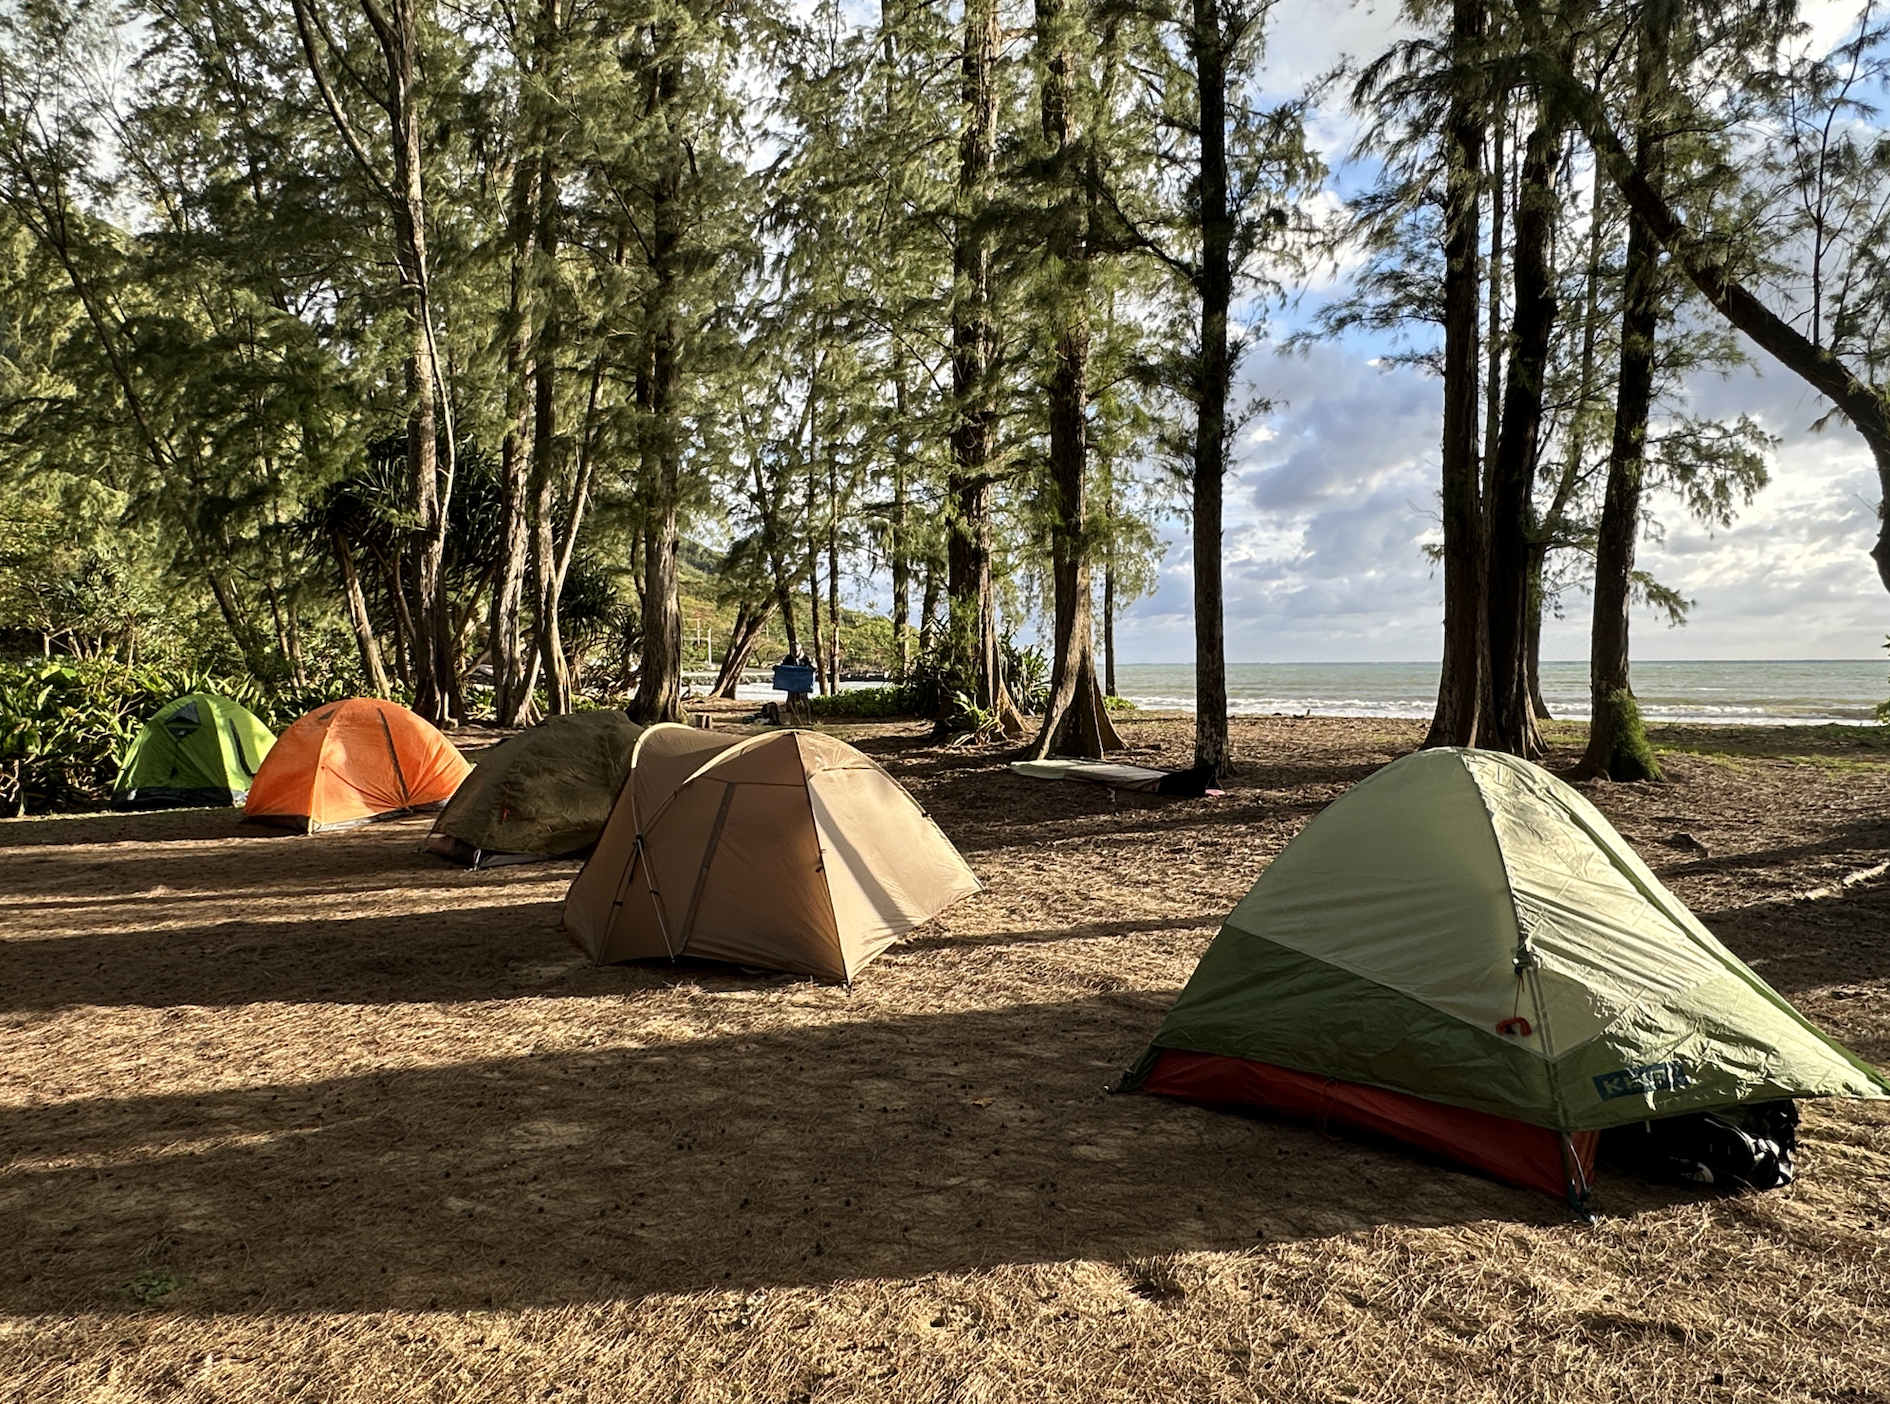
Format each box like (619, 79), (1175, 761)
(0, 659), (360, 815)
(1103, 694), (1137, 714)
(808, 685), (913, 719)
(1000, 634), (1050, 714)
(0, 660), (174, 814)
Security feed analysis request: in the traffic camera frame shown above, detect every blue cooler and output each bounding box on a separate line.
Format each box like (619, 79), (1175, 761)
(773, 664), (816, 694)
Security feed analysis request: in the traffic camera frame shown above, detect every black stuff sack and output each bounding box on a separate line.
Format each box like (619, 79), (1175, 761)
(1602, 1100), (1799, 1191)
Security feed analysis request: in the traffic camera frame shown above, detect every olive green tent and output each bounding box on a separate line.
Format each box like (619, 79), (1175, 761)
(112, 694), (275, 809)
(1122, 747), (1888, 1204)
(424, 710), (643, 866)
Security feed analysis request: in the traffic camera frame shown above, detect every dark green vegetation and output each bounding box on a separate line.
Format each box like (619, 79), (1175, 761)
(2, 2), (1887, 779)
(0, 658), (332, 815)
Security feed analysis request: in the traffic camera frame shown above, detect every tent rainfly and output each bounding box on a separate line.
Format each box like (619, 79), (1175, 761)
(112, 694), (275, 809)
(425, 710), (643, 866)
(564, 725), (981, 981)
(1120, 747), (1889, 1208)
(244, 698), (471, 832)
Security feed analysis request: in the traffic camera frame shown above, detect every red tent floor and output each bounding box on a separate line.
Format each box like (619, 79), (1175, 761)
(1141, 1048), (1599, 1202)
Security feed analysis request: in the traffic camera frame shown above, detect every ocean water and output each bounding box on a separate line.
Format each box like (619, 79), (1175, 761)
(1108, 660), (1890, 726)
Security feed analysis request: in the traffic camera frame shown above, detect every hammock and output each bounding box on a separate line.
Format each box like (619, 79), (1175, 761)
(1009, 759), (1221, 797)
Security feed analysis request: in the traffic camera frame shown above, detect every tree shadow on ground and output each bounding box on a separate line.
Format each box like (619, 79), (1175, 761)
(0, 900), (588, 1011)
(0, 996), (1609, 1317)
(1655, 816), (1890, 887)
(1717, 880), (1890, 989)
(909, 765), (1342, 858)
(0, 808), (262, 848)
(0, 901), (1220, 1011)
(2, 815), (570, 905)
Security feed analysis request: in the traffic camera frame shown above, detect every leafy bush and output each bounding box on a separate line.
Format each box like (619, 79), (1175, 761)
(809, 685), (912, 719)
(0, 660), (176, 814)
(1000, 634), (1051, 714)
(0, 658), (360, 815)
(1103, 694), (1138, 714)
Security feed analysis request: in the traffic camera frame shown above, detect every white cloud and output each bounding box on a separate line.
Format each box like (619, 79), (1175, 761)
(1108, 0), (1890, 665)
(1115, 339), (1890, 663)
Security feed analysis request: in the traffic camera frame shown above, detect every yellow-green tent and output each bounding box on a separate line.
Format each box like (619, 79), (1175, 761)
(112, 694), (274, 810)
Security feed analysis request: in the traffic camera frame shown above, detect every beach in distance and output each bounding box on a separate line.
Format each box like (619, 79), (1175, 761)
(1104, 659), (1890, 726)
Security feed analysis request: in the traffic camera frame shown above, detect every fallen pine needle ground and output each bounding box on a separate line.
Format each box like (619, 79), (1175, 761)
(2, 715), (1887, 1402)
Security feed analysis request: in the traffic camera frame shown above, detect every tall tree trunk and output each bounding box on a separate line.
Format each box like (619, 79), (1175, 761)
(530, 352), (569, 714)
(1482, 107), (1561, 758)
(353, 0), (461, 725)
(333, 529), (392, 696)
(1482, 91), (1506, 499)
(919, 558), (940, 657)
(891, 455), (911, 680)
(751, 455), (799, 657)
(630, 318), (684, 723)
(1028, 0), (1120, 760)
(1522, 173), (1610, 733)
(710, 599), (771, 697)
(491, 131), (538, 726)
(628, 47), (685, 726)
(826, 456), (842, 693)
(1424, 0), (1487, 750)
(775, 582), (800, 654)
(947, 0), (1022, 734)
(493, 403), (535, 722)
(806, 457), (826, 695)
(529, 145), (570, 716)
(1524, 546), (1549, 719)
(377, 546), (414, 688)
(883, 3), (913, 686)
(1186, 0), (1234, 778)
(1576, 1), (1669, 782)
(263, 584), (296, 688)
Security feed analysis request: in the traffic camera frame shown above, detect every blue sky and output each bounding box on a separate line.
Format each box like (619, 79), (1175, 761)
(1106, 0), (1890, 664)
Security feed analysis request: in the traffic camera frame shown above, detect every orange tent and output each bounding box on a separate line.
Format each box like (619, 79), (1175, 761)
(244, 698), (472, 832)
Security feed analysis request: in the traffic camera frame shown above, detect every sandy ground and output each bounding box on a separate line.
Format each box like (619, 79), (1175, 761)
(1, 714), (1888, 1402)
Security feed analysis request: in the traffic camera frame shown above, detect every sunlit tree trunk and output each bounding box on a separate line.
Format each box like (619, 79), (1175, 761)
(947, 0), (1022, 733)
(1184, 0), (1235, 777)
(1577, 0), (1669, 782)
(1482, 107), (1560, 758)
(333, 529), (392, 696)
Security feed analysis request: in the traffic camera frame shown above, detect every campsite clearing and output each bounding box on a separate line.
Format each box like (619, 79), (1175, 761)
(3, 715), (1888, 1401)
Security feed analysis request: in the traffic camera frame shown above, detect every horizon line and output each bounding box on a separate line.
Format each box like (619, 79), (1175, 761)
(1108, 657), (1887, 666)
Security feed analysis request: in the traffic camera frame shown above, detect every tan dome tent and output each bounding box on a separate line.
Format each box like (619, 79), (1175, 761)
(424, 710), (643, 867)
(564, 725), (980, 981)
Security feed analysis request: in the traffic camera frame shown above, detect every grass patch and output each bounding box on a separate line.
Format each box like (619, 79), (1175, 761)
(119, 1269), (185, 1307)
(1650, 723), (1890, 769)
(808, 685), (913, 720)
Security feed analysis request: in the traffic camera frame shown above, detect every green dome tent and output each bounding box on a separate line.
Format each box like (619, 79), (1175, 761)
(1121, 747), (1887, 1208)
(424, 710), (643, 867)
(112, 693), (275, 809)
